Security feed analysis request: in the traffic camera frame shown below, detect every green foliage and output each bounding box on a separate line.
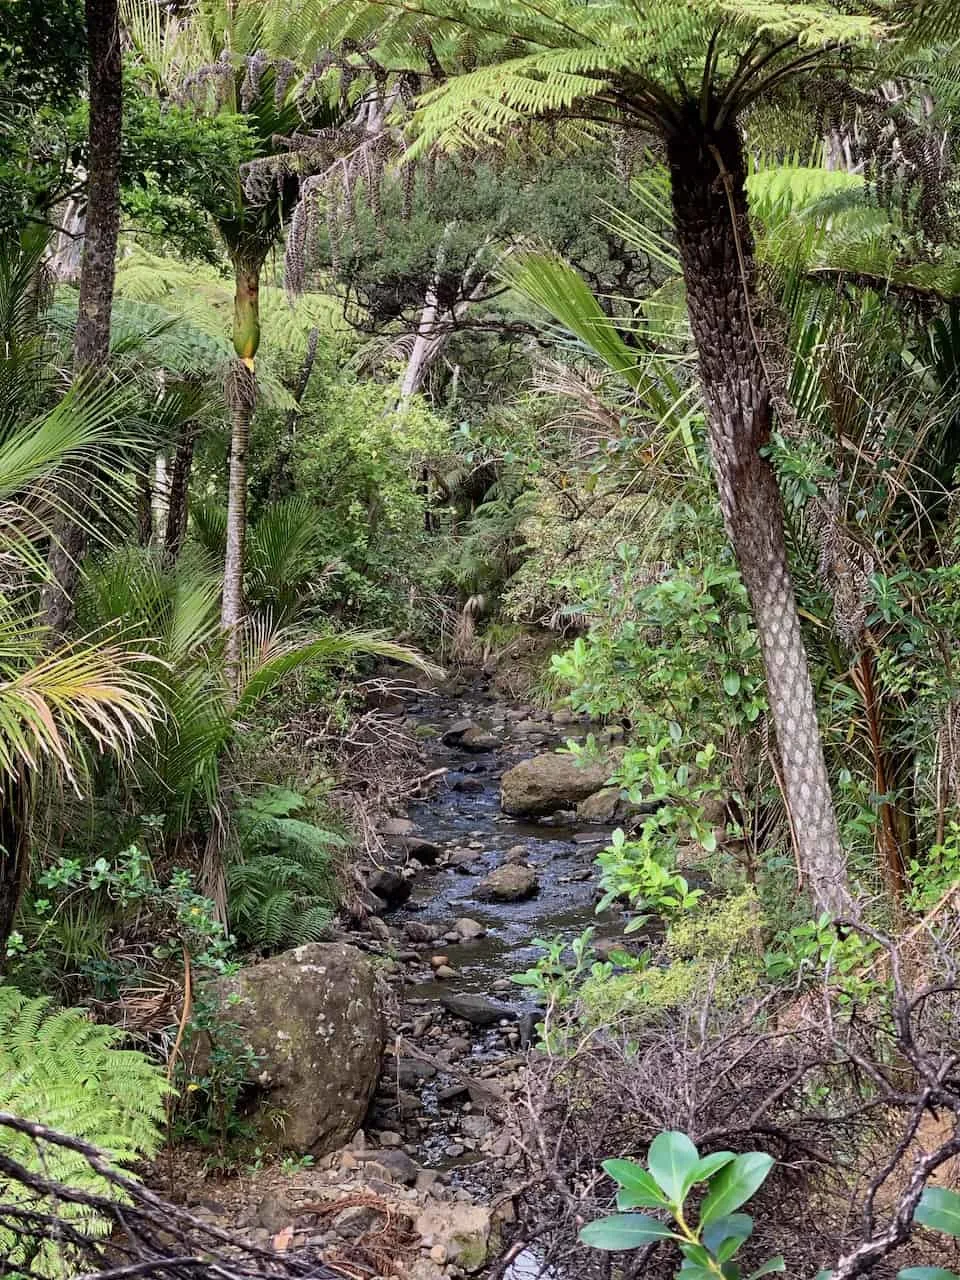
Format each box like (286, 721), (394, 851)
(580, 890), (766, 1024)
(554, 546), (765, 868)
(0, 985), (166, 1273)
(580, 1130), (781, 1279)
(595, 827), (703, 928)
(8, 843), (237, 1002)
(284, 378), (448, 626)
(228, 786), (346, 952)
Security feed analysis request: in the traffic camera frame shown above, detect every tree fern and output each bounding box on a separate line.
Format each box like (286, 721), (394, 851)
(0, 986), (166, 1275)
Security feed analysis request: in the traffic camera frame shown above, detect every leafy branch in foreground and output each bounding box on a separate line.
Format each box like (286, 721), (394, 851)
(581, 1131), (960, 1280)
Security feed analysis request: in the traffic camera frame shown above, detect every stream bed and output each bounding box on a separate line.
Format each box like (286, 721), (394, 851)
(367, 681), (630, 1180)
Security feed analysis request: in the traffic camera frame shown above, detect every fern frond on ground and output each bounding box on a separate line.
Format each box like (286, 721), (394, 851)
(0, 986), (166, 1274)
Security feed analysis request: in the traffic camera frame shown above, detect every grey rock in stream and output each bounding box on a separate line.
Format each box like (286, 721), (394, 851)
(500, 751), (611, 816)
(477, 863), (539, 901)
(196, 942), (384, 1155)
(459, 726), (500, 752)
(439, 993), (518, 1026)
(441, 719), (478, 746)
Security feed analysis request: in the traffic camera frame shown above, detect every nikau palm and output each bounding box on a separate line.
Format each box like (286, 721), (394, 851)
(310, 0), (897, 915)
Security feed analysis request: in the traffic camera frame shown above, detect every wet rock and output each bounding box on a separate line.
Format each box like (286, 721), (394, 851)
(398, 836), (442, 864)
(477, 864), (538, 902)
(500, 752), (611, 816)
(404, 920), (439, 945)
(380, 817), (415, 837)
(434, 964), (457, 979)
(197, 943), (384, 1155)
(576, 787), (624, 824)
(388, 1057), (437, 1086)
(368, 868), (412, 908)
(377, 1130), (404, 1148)
(441, 719), (477, 746)
(460, 726), (499, 752)
(505, 844), (528, 861)
(439, 994), (517, 1027)
(367, 916), (393, 944)
(551, 707), (580, 725)
(453, 776), (485, 794)
(454, 918), (486, 940)
(358, 1148), (420, 1185)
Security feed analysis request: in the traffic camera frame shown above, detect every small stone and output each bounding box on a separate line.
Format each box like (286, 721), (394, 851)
(434, 964), (457, 979)
(377, 1131), (403, 1148)
(454, 918), (486, 940)
(430, 1245), (447, 1264)
(339, 1150), (359, 1171)
(505, 844), (528, 862)
(431, 954), (449, 968)
(379, 817), (415, 837)
(254, 1191), (294, 1233)
(460, 726), (499, 752)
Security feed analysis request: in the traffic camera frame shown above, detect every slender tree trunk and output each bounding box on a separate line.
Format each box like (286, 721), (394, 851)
(42, 0), (123, 633)
(137, 469), (153, 545)
(267, 327), (318, 503)
(222, 263), (261, 681)
(164, 422), (198, 564)
(666, 106), (854, 918)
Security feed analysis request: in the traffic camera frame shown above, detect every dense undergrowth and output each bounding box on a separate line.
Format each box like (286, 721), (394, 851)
(6, 0), (960, 1275)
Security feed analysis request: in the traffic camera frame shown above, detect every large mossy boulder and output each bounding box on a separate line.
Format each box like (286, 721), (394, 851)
(204, 942), (385, 1155)
(500, 752), (610, 817)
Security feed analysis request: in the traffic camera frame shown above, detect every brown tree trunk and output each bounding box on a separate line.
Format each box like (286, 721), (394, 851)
(42, 0), (123, 633)
(666, 105), (853, 918)
(164, 423), (198, 565)
(222, 361), (256, 681)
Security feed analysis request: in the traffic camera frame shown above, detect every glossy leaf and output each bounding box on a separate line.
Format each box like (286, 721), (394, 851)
(700, 1153), (775, 1225)
(915, 1187), (960, 1237)
(688, 1151), (737, 1194)
(604, 1159), (669, 1208)
(703, 1214), (754, 1260)
(648, 1131), (700, 1204)
(579, 1214), (675, 1250)
(746, 1258), (786, 1279)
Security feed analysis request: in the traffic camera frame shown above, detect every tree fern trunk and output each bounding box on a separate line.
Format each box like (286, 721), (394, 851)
(221, 263), (261, 682)
(42, 0), (122, 633)
(164, 422), (198, 565)
(666, 107), (854, 918)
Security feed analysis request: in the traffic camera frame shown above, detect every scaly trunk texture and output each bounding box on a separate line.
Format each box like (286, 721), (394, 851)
(164, 423), (198, 565)
(42, 0), (122, 633)
(222, 264), (261, 681)
(666, 106), (854, 918)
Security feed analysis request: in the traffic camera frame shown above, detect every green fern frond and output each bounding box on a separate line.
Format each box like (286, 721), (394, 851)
(0, 986), (166, 1275)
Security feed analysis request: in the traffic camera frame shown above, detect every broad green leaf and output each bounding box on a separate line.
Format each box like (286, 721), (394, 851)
(680, 1244), (713, 1267)
(678, 1266), (718, 1280)
(746, 1258), (786, 1279)
(648, 1131), (700, 1204)
(687, 1151), (736, 1194)
(703, 1214), (753, 1259)
(723, 672), (741, 695)
(603, 1159), (669, 1207)
(915, 1187), (960, 1236)
(579, 1214), (675, 1250)
(700, 1153), (775, 1225)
